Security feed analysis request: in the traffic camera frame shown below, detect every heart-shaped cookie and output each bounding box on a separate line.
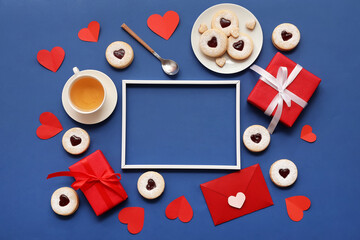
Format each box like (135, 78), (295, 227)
(147, 11), (179, 40)
(118, 207), (144, 234)
(37, 47), (65, 72)
(78, 21), (100, 42)
(285, 196), (311, 221)
(36, 112), (63, 139)
(300, 125), (317, 143)
(165, 196), (193, 223)
(228, 192), (246, 209)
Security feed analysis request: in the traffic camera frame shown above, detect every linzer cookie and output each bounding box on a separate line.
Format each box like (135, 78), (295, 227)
(199, 29), (227, 58)
(106, 41), (134, 69)
(62, 127), (90, 155)
(227, 33), (254, 60)
(243, 125), (270, 152)
(51, 187), (79, 216)
(272, 23), (300, 51)
(270, 159), (298, 187)
(211, 10), (239, 37)
(137, 171), (165, 200)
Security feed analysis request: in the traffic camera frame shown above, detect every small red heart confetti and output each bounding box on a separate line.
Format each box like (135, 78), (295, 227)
(300, 125), (317, 143)
(118, 207), (144, 235)
(165, 196), (193, 223)
(147, 11), (179, 40)
(36, 112), (63, 139)
(78, 21), (100, 42)
(37, 47), (65, 72)
(285, 196), (311, 222)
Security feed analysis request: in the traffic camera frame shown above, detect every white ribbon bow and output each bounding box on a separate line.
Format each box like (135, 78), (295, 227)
(250, 64), (308, 134)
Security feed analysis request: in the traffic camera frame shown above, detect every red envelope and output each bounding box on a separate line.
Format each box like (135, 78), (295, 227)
(200, 164), (273, 225)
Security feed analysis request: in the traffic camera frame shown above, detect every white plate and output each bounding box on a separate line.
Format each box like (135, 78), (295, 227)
(191, 3), (263, 74)
(62, 70), (118, 125)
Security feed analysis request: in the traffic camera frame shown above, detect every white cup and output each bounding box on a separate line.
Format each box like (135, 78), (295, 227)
(66, 67), (107, 115)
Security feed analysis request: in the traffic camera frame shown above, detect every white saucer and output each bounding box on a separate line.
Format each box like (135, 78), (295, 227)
(191, 3), (263, 74)
(62, 70), (118, 125)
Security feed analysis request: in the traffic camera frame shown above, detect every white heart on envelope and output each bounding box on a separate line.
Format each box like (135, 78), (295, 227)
(228, 192), (246, 209)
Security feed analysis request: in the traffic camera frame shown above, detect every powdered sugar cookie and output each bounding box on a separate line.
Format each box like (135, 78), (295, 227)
(227, 33), (254, 60)
(198, 24), (208, 34)
(215, 57), (226, 68)
(246, 19), (256, 30)
(62, 127), (90, 155)
(51, 187), (79, 216)
(270, 159), (298, 187)
(199, 29), (227, 58)
(272, 23), (300, 51)
(243, 125), (270, 152)
(137, 171), (165, 200)
(106, 41), (134, 69)
(211, 10), (239, 37)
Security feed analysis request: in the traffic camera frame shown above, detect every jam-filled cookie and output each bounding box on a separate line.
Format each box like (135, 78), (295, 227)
(105, 41), (134, 69)
(272, 23), (300, 51)
(137, 171), (165, 200)
(211, 10), (239, 37)
(243, 125), (270, 152)
(62, 127), (90, 155)
(51, 187), (79, 216)
(227, 33), (254, 60)
(270, 159), (298, 187)
(199, 29), (227, 58)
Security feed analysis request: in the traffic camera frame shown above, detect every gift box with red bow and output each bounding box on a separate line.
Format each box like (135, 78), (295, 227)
(47, 150), (128, 216)
(248, 52), (321, 133)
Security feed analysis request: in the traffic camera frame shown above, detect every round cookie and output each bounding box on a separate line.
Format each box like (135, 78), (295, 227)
(137, 171), (165, 200)
(243, 125), (270, 152)
(105, 41), (134, 69)
(270, 159), (298, 187)
(227, 33), (254, 60)
(272, 23), (300, 51)
(51, 187), (79, 216)
(199, 29), (227, 58)
(62, 127), (90, 155)
(211, 10), (239, 37)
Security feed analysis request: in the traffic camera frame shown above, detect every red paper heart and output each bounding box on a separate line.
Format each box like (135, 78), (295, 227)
(118, 207), (144, 234)
(147, 11), (179, 40)
(285, 196), (311, 222)
(36, 112), (63, 139)
(37, 47), (65, 72)
(300, 125), (317, 143)
(165, 196), (193, 223)
(78, 21), (100, 42)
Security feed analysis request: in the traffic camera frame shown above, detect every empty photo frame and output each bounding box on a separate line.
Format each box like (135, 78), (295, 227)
(121, 80), (240, 170)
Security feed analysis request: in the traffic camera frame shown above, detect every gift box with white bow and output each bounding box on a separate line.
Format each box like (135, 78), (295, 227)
(248, 52), (321, 134)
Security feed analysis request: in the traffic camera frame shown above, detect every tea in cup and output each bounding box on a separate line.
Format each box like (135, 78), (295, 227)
(67, 67), (106, 114)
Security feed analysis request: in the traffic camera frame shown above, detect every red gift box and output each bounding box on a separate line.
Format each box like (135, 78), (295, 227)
(248, 52), (321, 132)
(48, 150), (128, 216)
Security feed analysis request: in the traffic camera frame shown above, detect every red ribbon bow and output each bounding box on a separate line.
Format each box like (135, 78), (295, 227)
(47, 171), (123, 196)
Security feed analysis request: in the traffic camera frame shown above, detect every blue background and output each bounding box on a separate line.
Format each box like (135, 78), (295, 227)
(0, 0), (359, 239)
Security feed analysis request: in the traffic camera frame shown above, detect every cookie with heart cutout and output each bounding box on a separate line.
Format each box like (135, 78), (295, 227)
(105, 41), (134, 69)
(272, 23), (300, 51)
(211, 10), (239, 37)
(137, 171), (165, 200)
(227, 32), (254, 60)
(51, 187), (79, 216)
(270, 159), (298, 187)
(62, 127), (90, 155)
(243, 125), (270, 152)
(199, 29), (228, 58)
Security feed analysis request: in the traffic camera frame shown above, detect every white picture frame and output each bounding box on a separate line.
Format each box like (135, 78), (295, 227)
(121, 80), (240, 170)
